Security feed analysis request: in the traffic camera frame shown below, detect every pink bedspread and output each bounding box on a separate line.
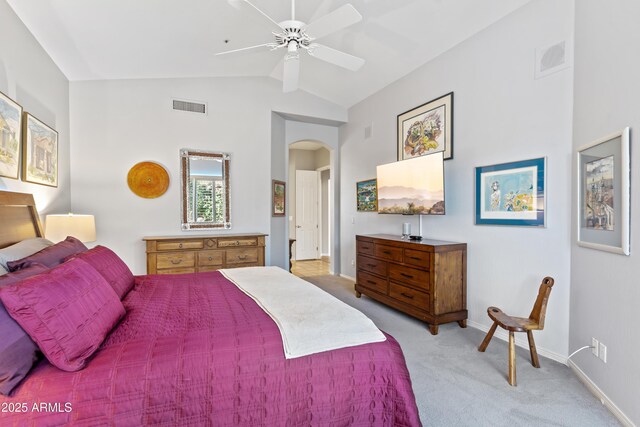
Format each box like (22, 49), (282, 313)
(1, 272), (421, 426)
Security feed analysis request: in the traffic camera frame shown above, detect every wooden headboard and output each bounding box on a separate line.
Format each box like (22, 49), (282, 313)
(0, 190), (45, 249)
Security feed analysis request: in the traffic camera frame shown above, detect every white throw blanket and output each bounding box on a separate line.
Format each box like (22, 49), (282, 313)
(220, 266), (386, 359)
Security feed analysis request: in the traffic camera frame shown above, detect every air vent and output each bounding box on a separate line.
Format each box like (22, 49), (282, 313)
(172, 99), (207, 115)
(364, 124), (372, 139)
(535, 40), (571, 79)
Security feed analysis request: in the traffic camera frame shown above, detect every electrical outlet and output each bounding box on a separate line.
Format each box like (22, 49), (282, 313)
(591, 338), (599, 357)
(599, 342), (607, 363)
(351, 259), (355, 266)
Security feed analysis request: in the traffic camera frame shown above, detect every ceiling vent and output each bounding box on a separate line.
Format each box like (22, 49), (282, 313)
(172, 98), (207, 115)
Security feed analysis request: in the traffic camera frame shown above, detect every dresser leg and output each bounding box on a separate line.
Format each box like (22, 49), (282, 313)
(355, 290), (362, 298)
(457, 319), (467, 328)
(428, 324), (439, 335)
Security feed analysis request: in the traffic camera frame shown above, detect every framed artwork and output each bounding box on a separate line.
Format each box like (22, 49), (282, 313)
(577, 128), (630, 255)
(272, 180), (286, 217)
(398, 92), (453, 161)
(22, 113), (58, 187)
(356, 178), (378, 212)
(0, 91), (23, 179)
(475, 157), (546, 227)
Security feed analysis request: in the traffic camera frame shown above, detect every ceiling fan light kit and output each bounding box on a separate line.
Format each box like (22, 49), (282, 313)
(220, 0), (365, 92)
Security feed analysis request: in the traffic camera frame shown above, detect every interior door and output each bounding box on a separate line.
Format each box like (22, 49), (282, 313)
(295, 170), (319, 260)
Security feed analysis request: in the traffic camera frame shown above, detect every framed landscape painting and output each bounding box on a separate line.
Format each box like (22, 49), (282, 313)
(577, 128), (630, 255)
(398, 92), (453, 161)
(272, 180), (286, 217)
(356, 178), (377, 212)
(22, 113), (58, 187)
(475, 157), (546, 227)
(0, 91), (23, 179)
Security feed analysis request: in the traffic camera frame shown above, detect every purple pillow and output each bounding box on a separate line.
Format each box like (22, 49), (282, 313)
(7, 236), (87, 271)
(0, 263), (48, 395)
(0, 258), (125, 372)
(65, 246), (134, 299)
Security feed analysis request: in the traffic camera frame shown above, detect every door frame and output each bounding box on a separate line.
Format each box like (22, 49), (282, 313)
(316, 165), (330, 261)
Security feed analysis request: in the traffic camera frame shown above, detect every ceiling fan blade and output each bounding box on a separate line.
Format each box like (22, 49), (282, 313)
(227, 0), (283, 32)
(307, 44), (365, 71)
(303, 4), (362, 40)
(283, 56), (300, 93)
(216, 43), (277, 56)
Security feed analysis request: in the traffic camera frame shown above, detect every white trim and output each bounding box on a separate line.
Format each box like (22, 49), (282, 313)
(339, 274), (356, 282)
(567, 360), (636, 427)
(468, 320), (567, 364)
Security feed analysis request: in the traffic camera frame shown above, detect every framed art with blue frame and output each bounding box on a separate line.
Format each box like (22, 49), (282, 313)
(475, 157), (546, 227)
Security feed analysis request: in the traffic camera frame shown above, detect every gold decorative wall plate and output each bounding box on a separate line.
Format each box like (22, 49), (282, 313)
(127, 161), (169, 198)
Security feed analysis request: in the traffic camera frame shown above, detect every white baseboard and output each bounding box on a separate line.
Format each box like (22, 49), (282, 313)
(339, 274), (356, 282)
(567, 360), (636, 427)
(467, 320), (567, 364)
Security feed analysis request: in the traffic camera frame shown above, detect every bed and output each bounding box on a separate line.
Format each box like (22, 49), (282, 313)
(0, 190), (421, 426)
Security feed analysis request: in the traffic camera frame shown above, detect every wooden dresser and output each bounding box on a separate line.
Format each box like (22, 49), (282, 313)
(144, 233), (266, 274)
(355, 234), (467, 335)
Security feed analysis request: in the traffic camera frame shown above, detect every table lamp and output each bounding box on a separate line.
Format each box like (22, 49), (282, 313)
(45, 214), (96, 243)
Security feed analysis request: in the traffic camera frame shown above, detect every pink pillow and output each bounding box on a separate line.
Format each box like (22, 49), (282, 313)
(65, 246), (134, 299)
(7, 236), (87, 271)
(0, 258), (125, 372)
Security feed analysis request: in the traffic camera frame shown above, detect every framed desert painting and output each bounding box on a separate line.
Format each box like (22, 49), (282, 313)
(475, 157), (546, 227)
(577, 128), (630, 255)
(22, 113), (58, 187)
(272, 180), (286, 217)
(398, 92), (453, 161)
(0, 91), (23, 179)
(356, 178), (377, 212)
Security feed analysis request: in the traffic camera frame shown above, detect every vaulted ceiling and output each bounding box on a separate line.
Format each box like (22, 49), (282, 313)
(7, 0), (531, 107)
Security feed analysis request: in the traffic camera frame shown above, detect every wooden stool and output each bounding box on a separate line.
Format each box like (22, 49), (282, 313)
(478, 277), (554, 386)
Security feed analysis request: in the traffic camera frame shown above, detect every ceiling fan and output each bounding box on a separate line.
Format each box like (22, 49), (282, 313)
(219, 0), (365, 92)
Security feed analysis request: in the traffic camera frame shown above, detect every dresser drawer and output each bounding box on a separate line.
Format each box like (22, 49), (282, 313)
(357, 271), (388, 294)
(374, 244), (403, 262)
(157, 252), (196, 269)
(218, 238), (257, 248)
(404, 249), (430, 269)
(156, 240), (203, 251)
(388, 263), (429, 290)
(226, 248), (259, 264)
(356, 239), (374, 256)
(198, 250), (224, 267)
(156, 267), (196, 275)
(357, 255), (387, 276)
(389, 282), (429, 309)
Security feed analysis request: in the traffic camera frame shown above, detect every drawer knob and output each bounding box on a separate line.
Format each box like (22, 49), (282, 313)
(400, 292), (414, 300)
(367, 280), (377, 285)
(236, 241), (240, 246)
(238, 255), (248, 260)
(367, 264), (377, 268)
(409, 256), (421, 261)
(400, 273), (413, 279)
(382, 250), (391, 255)
(179, 243), (183, 248)
(208, 257), (213, 261)
(171, 259), (183, 265)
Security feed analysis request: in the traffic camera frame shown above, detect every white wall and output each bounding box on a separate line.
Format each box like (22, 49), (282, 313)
(340, 0), (574, 358)
(270, 112), (287, 268)
(0, 0), (70, 218)
(70, 77), (345, 274)
(570, 1), (640, 424)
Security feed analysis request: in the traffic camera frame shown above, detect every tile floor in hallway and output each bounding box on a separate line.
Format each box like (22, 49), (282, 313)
(291, 257), (330, 277)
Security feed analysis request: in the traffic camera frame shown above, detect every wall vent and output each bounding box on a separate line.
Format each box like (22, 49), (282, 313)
(535, 40), (571, 79)
(172, 99), (207, 115)
(364, 124), (372, 139)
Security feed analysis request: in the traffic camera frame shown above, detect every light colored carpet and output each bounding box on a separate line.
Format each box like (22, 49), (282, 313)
(304, 275), (619, 427)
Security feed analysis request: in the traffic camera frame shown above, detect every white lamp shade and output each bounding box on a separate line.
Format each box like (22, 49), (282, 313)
(45, 214), (96, 243)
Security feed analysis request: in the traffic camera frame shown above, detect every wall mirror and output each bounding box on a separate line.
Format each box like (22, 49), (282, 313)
(180, 149), (231, 230)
